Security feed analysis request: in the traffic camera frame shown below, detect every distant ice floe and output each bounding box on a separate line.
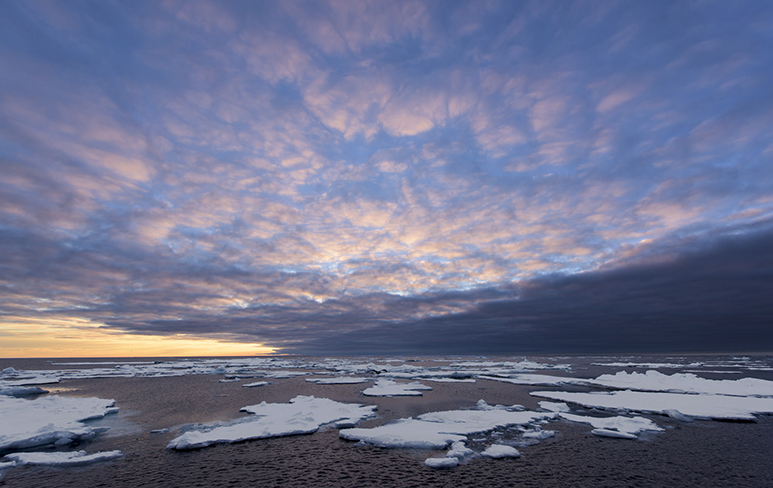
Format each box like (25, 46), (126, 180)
(588, 370), (773, 397)
(531, 390), (773, 421)
(480, 374), (588, 387)
(306, 377), (372, 385)
(538, 401), (571, 413)
(242, 381), (270, 388)
(167, 395), (377, 450)
(0, 395), (118, 451)
(339, 400), (555, 450)
(3, 450), (122, 466)
(361, 379), (432, 397)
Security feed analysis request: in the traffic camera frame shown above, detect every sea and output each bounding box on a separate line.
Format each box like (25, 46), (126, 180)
(1, 354), (772, 487)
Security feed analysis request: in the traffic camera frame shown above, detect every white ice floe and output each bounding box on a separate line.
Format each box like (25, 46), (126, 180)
(339, 403), (555, 449)
(242, 381), (270, 388)
(425, 456), (459, 468)
(361, 379), (432, 397)
(532, 390), (773, 421)
(479, 374), (587, 387)
(481, 444), (520, 458)
(588, 370), (773, 397)
(560, 413), (663, 439)
(538, 401), (571, 413)
(167, 395), (377, 450)
(522, 429), (555, 439)
(218, 378), (240, 383)
(0, 395), (118, 451)
(305, 377), (372, 384)
(4, 450), (123, 466)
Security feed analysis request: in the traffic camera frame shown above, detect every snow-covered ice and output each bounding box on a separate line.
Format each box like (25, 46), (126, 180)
(340, 402), (555, 449)
(446, 441), (474, 458)
(361, 379), (432, 396)
(532, 390), (773, 421)
(0, 395), (118, 451)
(588, 370), (773, 397)
(425, 456), (459, 468)
(481, 444), (520, 458)
(4, 450), (122, 466)
(167, 396), (377, 450)
(559, 413), (663, 439)
(242, 381), (270, 388)
(0, 386), (48, 397)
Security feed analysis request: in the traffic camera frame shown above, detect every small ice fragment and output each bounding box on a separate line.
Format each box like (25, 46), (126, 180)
(5, 450), (123, 466)
(0, 386), (48, 397)
(151, 428), (170, 434)
(446, 441), (474, 459)
(522, 429), (555, 439)
(218, 378), (240, 383)
(663, 409), (693, 422)
(242, 381), (269, 388)
(481, 445), (521, 458)
(591, 429), (637, 439)
(425, 457), (459, 468)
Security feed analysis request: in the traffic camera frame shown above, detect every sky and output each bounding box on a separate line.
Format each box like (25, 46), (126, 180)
(1, 0), (772, 357)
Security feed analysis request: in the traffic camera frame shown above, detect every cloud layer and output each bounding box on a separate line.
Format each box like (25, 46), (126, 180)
(1, 1), (772, 354)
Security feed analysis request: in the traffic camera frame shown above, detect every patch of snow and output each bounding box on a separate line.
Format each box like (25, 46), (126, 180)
(167, 396), (377, 450)
(362, 379), (432, 397)
(4, 450), (122, 466)
(0, 395), (118, 451)
(532, 390), (773, 421)
(481, 444), (520, 458)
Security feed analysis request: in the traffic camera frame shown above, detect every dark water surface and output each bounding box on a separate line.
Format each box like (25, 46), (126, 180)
(1, 355), (772, 487)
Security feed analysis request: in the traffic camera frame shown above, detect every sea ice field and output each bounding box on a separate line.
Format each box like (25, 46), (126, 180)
(1, 355), (772, 487)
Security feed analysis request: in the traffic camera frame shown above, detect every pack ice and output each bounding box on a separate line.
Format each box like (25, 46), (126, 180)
(167, 395), (377, 449)
(361, 379), (432, 396)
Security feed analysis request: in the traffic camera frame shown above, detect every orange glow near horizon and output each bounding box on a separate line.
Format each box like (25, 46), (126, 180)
(0, 318), (275, 358)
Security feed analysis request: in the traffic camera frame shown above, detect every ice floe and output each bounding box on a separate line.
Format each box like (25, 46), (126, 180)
(531, 390), (773, 421)
(0, 386), (48, 397)
(242, 381), (270, 388)
(559, 413), (663, 439)
(0, 395), (118, 452)
(425, 456), (459, 468)
(361, 379), (432, 396)
(339, 402), (555, 449)
(3, 450), (123, 466)
(167, 395), (377, 450)
(481, 444), (521, 458)
(305, 377), (372, 385)
(588, 370), (773, 397)
(480, 374), (587, 387)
